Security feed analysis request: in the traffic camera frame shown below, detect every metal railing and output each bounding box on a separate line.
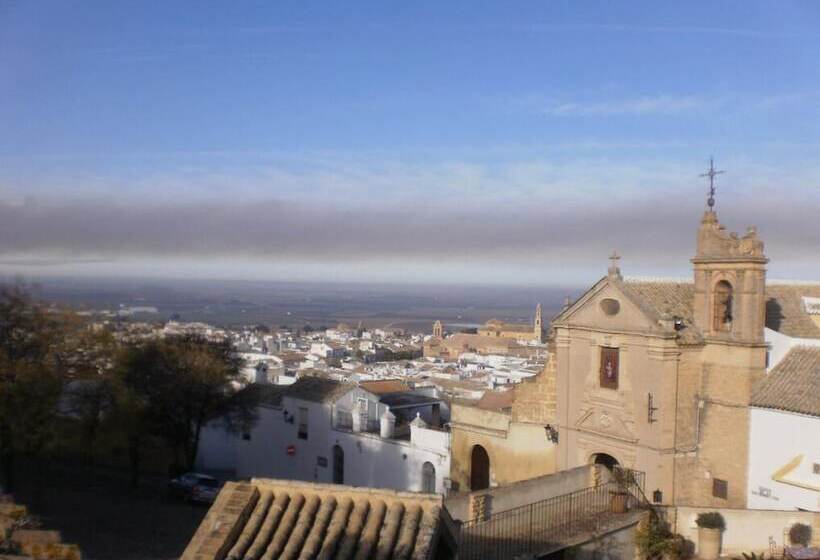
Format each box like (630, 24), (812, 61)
(457, 468), (646, 559)
(332, 408), (379, 432)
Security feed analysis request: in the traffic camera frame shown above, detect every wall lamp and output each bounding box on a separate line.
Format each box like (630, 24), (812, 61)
(544, 424), (559, 444)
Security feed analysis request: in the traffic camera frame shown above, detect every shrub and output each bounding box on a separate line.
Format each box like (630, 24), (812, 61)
(789, 523), (812, 547)
(635, 516), (685, 560)
(695, 512), (726, 531)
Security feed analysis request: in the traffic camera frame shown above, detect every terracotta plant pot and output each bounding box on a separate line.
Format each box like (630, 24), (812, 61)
(610, 491), (629, 513)
(698, 527), (722, 560)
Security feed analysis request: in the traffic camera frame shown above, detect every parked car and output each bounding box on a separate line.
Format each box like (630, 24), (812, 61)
(169, 472), (221, 504)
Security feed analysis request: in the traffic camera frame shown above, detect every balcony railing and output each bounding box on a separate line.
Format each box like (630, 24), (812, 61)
(456, 468), (646, 559)
(332, 408), (379, 432)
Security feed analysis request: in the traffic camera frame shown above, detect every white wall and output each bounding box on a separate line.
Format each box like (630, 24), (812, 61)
(196, 419), (239, 473)
(200, 395), (451, 495)
(673, 506), (817, 556)
(765, 328), (820, 371)
(748, 407), (820, 511)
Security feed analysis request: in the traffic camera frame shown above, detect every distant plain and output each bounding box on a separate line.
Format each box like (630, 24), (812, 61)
(17, 276), (583, 332)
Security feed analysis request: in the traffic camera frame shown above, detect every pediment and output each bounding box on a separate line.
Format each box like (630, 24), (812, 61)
(575, 407), (637, 443)
(556, 279), (660, 333)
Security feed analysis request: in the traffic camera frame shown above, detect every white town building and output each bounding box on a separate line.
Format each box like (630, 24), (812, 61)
(197, 377), (451, 495)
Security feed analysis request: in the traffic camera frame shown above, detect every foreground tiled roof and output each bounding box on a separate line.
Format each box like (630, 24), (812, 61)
(752, 346), (820, 417)
(182, 479), (443, 560)
(765, 283), (820, 339)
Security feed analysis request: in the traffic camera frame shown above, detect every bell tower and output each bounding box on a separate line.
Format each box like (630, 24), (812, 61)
(691, 161), (767, 344)
(678, 160), (768, 508)
(534, 303), (544, 342)
(432, 320), (443, 338)
(692, 211), (768, 343)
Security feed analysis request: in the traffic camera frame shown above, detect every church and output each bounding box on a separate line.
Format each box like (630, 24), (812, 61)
(476, 304), (545, 343)
(449, 185), (820, 511)
(424, 304), (545, 360)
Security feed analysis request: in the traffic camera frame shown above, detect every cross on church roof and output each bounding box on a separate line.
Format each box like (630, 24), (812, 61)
(699, 156), (725, 210)
(608, 251), (622, 279)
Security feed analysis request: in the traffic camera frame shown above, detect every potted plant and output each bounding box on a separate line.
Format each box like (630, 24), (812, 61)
(696, 512), (725, 560)
(789, 523), (812, 548)
(609, 468), (633, 513)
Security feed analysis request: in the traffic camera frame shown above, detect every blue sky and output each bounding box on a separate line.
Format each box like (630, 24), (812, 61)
(1, 2), (819, 285)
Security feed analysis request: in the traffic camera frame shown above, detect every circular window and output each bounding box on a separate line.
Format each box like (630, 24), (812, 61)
(600, 298), (620, 316)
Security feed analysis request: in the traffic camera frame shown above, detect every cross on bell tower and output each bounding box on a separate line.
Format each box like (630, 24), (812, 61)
(608, 251), (622, 280)
(700, 156), (725, 211)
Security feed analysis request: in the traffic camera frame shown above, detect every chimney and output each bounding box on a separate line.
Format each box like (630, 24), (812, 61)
(380, 408), (396, 439)
(431, 403), (441, 428)
(352, 406), (367, 433)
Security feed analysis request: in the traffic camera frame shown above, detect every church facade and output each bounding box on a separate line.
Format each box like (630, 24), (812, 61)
(477, 303), (545, 343)
(449, 203), (795, 509)
(552, 208), (767, 508)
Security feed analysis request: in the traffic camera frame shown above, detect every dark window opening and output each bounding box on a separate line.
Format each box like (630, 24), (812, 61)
(712, 478), (728, 499)
(422, 462), (436, 493)
(332, 445), (344, 484)
(713, 281), (733, 332)
(298, 407), (308, 440)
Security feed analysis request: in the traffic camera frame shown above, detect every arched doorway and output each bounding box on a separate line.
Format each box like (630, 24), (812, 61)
(470, 445), (490, 491)
(332, 445), (344, 484)
(591, 452), (619, 471)
(421, 462), (436, 494)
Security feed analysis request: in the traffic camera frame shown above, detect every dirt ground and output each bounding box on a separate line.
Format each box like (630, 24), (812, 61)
(11, 460), (208, 560)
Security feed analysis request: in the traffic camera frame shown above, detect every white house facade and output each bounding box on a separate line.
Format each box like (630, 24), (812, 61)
(197, 377), (451, 496)
(748, 345), (820, 511)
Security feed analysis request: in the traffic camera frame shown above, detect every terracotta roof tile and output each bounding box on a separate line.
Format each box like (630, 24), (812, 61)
(285, 377), (355, 404)
(765, 283), (820, 339)
(181, 479), (443, 560)
(752, 346), (820, 416)
(358, 379), (410, 395)
(619, 279), (820, 344)
(620, 279), (701, 344)
(475, 390), (515, 412)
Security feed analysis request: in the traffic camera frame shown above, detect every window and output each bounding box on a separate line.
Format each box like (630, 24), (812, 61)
(297, 407), (308, 440)
(712, 478), (728, 500)
(599, 347), (619, 390)
(422, 462), (436, 494)
(713, 281), (733, 332)
(600, 298), (620, 316)
(813, 463), (820, 475)
(332, 445), (344, 484)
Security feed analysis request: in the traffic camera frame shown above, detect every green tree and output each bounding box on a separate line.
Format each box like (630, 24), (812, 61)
(63, 328), (118, 465)
(0, 284), (66, 490)
(118, 336), (254, 473)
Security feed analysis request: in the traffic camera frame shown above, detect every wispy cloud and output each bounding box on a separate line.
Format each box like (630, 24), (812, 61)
(538, 95), (720, 117)
(520, 23), (811, 40)
(512, 90), (819, 118)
